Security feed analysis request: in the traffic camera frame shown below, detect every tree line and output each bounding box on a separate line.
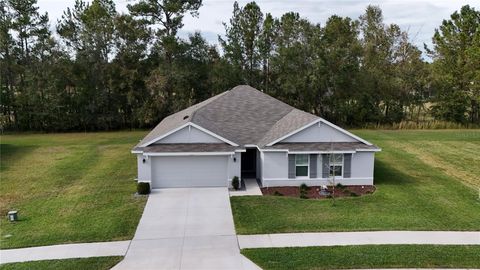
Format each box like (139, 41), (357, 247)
(1, 0), (479, 131)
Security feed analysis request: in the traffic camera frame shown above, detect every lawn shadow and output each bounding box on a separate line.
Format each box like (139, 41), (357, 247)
(373, 158), (416, 186)
(0, 144), (38, 171)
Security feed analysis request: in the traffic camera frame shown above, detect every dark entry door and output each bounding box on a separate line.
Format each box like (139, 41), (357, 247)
(241, 148), (257, 178)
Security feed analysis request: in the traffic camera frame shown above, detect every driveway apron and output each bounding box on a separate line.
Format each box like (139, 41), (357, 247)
(112, 187), (259, 270)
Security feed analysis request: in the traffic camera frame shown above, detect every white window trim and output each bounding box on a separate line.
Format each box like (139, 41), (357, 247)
(329, 154), (344, 178)
(295, 154), (309, 179)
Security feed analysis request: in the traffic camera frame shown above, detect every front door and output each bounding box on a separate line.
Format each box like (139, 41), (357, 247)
(241, 148), (257, 179)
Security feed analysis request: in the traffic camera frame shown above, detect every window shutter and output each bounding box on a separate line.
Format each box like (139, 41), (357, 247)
(344, 153), (352, 178)
(321, 154), (329, 178)
(288, 154), (296, 179)
(310, 154), (317, 178)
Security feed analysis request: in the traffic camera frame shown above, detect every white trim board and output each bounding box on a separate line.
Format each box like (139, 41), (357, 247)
(265, 118), (374, 146)
(143, 152), (235, 156)
(356, 148), (382, 152)
(288, 150), (356, 154)
(262, 177), (374, 181)
(139, 122), (239, 147)
(260, 149), (289, 152)
(134, 148), (373, 155)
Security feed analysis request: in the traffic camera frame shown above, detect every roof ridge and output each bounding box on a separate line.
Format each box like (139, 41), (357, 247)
(255, 108), (296, 145)
(262, 107), (295, 135)
(233, 85), (297, 110)
(257, 108), (319, 147)
(190, 90), (230, 122)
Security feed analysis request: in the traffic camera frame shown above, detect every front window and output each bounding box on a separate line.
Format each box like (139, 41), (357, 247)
(329, 154), (343, 177)
(295, 154), (309, 177)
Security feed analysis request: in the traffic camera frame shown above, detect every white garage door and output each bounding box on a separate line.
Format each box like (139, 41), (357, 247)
(151, 156), (228, 188)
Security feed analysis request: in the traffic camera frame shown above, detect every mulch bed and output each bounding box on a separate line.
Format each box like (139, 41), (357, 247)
(261, 185), (376, 199)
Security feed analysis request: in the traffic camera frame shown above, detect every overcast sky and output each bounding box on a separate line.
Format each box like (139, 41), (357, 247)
(37, 0), (477, 59)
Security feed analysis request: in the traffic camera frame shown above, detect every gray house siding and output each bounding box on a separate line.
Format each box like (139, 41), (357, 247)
(261, 151), (375, 187)
(309, 154), (317, 178)
(229, 152), (242, 185)
(256, 149), (262, 180)
(281, 122), (357, 143)
(155, 125), (223, 144)
(351, 152), (374, 179)
(136, 154), (151, 182)
(344, 153), (352, 178)
(263, 152), (288, 180)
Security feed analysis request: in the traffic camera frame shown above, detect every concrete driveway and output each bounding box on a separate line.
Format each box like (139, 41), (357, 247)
(112, 187), (260, 270)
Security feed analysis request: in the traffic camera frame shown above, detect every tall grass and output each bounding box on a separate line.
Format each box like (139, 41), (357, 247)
(361, 120), (480, 130)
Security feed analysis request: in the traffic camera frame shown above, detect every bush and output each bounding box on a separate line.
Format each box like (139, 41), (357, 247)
(336, 183), (345, 189)
(273, 191), (284, 196)
(137, 182), (150, 195)
(299, 183), (309, 199)
(232, 176), (240, 190)
(300, 183), (310, 191)
(350, 191), (359, 197)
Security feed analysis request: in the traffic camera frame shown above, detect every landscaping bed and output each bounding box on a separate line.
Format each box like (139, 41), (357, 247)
(261, 185), (375, 199)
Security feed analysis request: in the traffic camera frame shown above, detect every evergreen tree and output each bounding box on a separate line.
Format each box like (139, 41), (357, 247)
(429, 5), (480, 124)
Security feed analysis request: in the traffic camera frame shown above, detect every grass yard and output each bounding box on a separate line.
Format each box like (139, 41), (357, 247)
(231, 129), (480, 234)
(0, 256), (122, 270)
(242, 245), (480, 270)
(0, 132), (148, 249)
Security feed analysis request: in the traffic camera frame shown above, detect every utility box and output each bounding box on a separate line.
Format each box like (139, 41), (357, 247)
(7, 211), (18, 222)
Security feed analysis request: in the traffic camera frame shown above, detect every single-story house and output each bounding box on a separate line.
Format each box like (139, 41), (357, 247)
(132, 85), (380, 188)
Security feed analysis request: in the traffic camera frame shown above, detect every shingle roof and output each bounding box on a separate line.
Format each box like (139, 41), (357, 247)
(136, 85), (377, 151)
(257, 108), (318, 147)
(137, 91), (228, 147)
(263, 142), (379, 151)
(135, 143), (237, 153)
(192, 85), (315, 146)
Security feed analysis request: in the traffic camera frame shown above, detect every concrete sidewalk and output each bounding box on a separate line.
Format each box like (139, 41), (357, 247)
(0, 241), (130, 264)
(238, 231), (480, 249)
(230, 179), (262, 196)
(229, 178), (262, 197)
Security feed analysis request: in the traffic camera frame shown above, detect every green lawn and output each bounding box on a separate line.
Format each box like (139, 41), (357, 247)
(0, 132), (148, 249)
(242, 245), (480, 270)
(0, 256), (122, 270)
(231, 129), (480, 234)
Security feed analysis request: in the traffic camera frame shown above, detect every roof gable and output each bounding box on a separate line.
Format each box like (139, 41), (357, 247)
(136, 85), (372, 149)
(279, 121), (357, 143)
(136, 92), (227, 147)
(153, 124), (223, 144)
(266, 118), (372, 146)
(257, 109), (318, 147)
(190, 85), (295, 146)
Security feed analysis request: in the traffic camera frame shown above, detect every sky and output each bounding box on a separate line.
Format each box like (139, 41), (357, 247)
(37, 0), (478, 59)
